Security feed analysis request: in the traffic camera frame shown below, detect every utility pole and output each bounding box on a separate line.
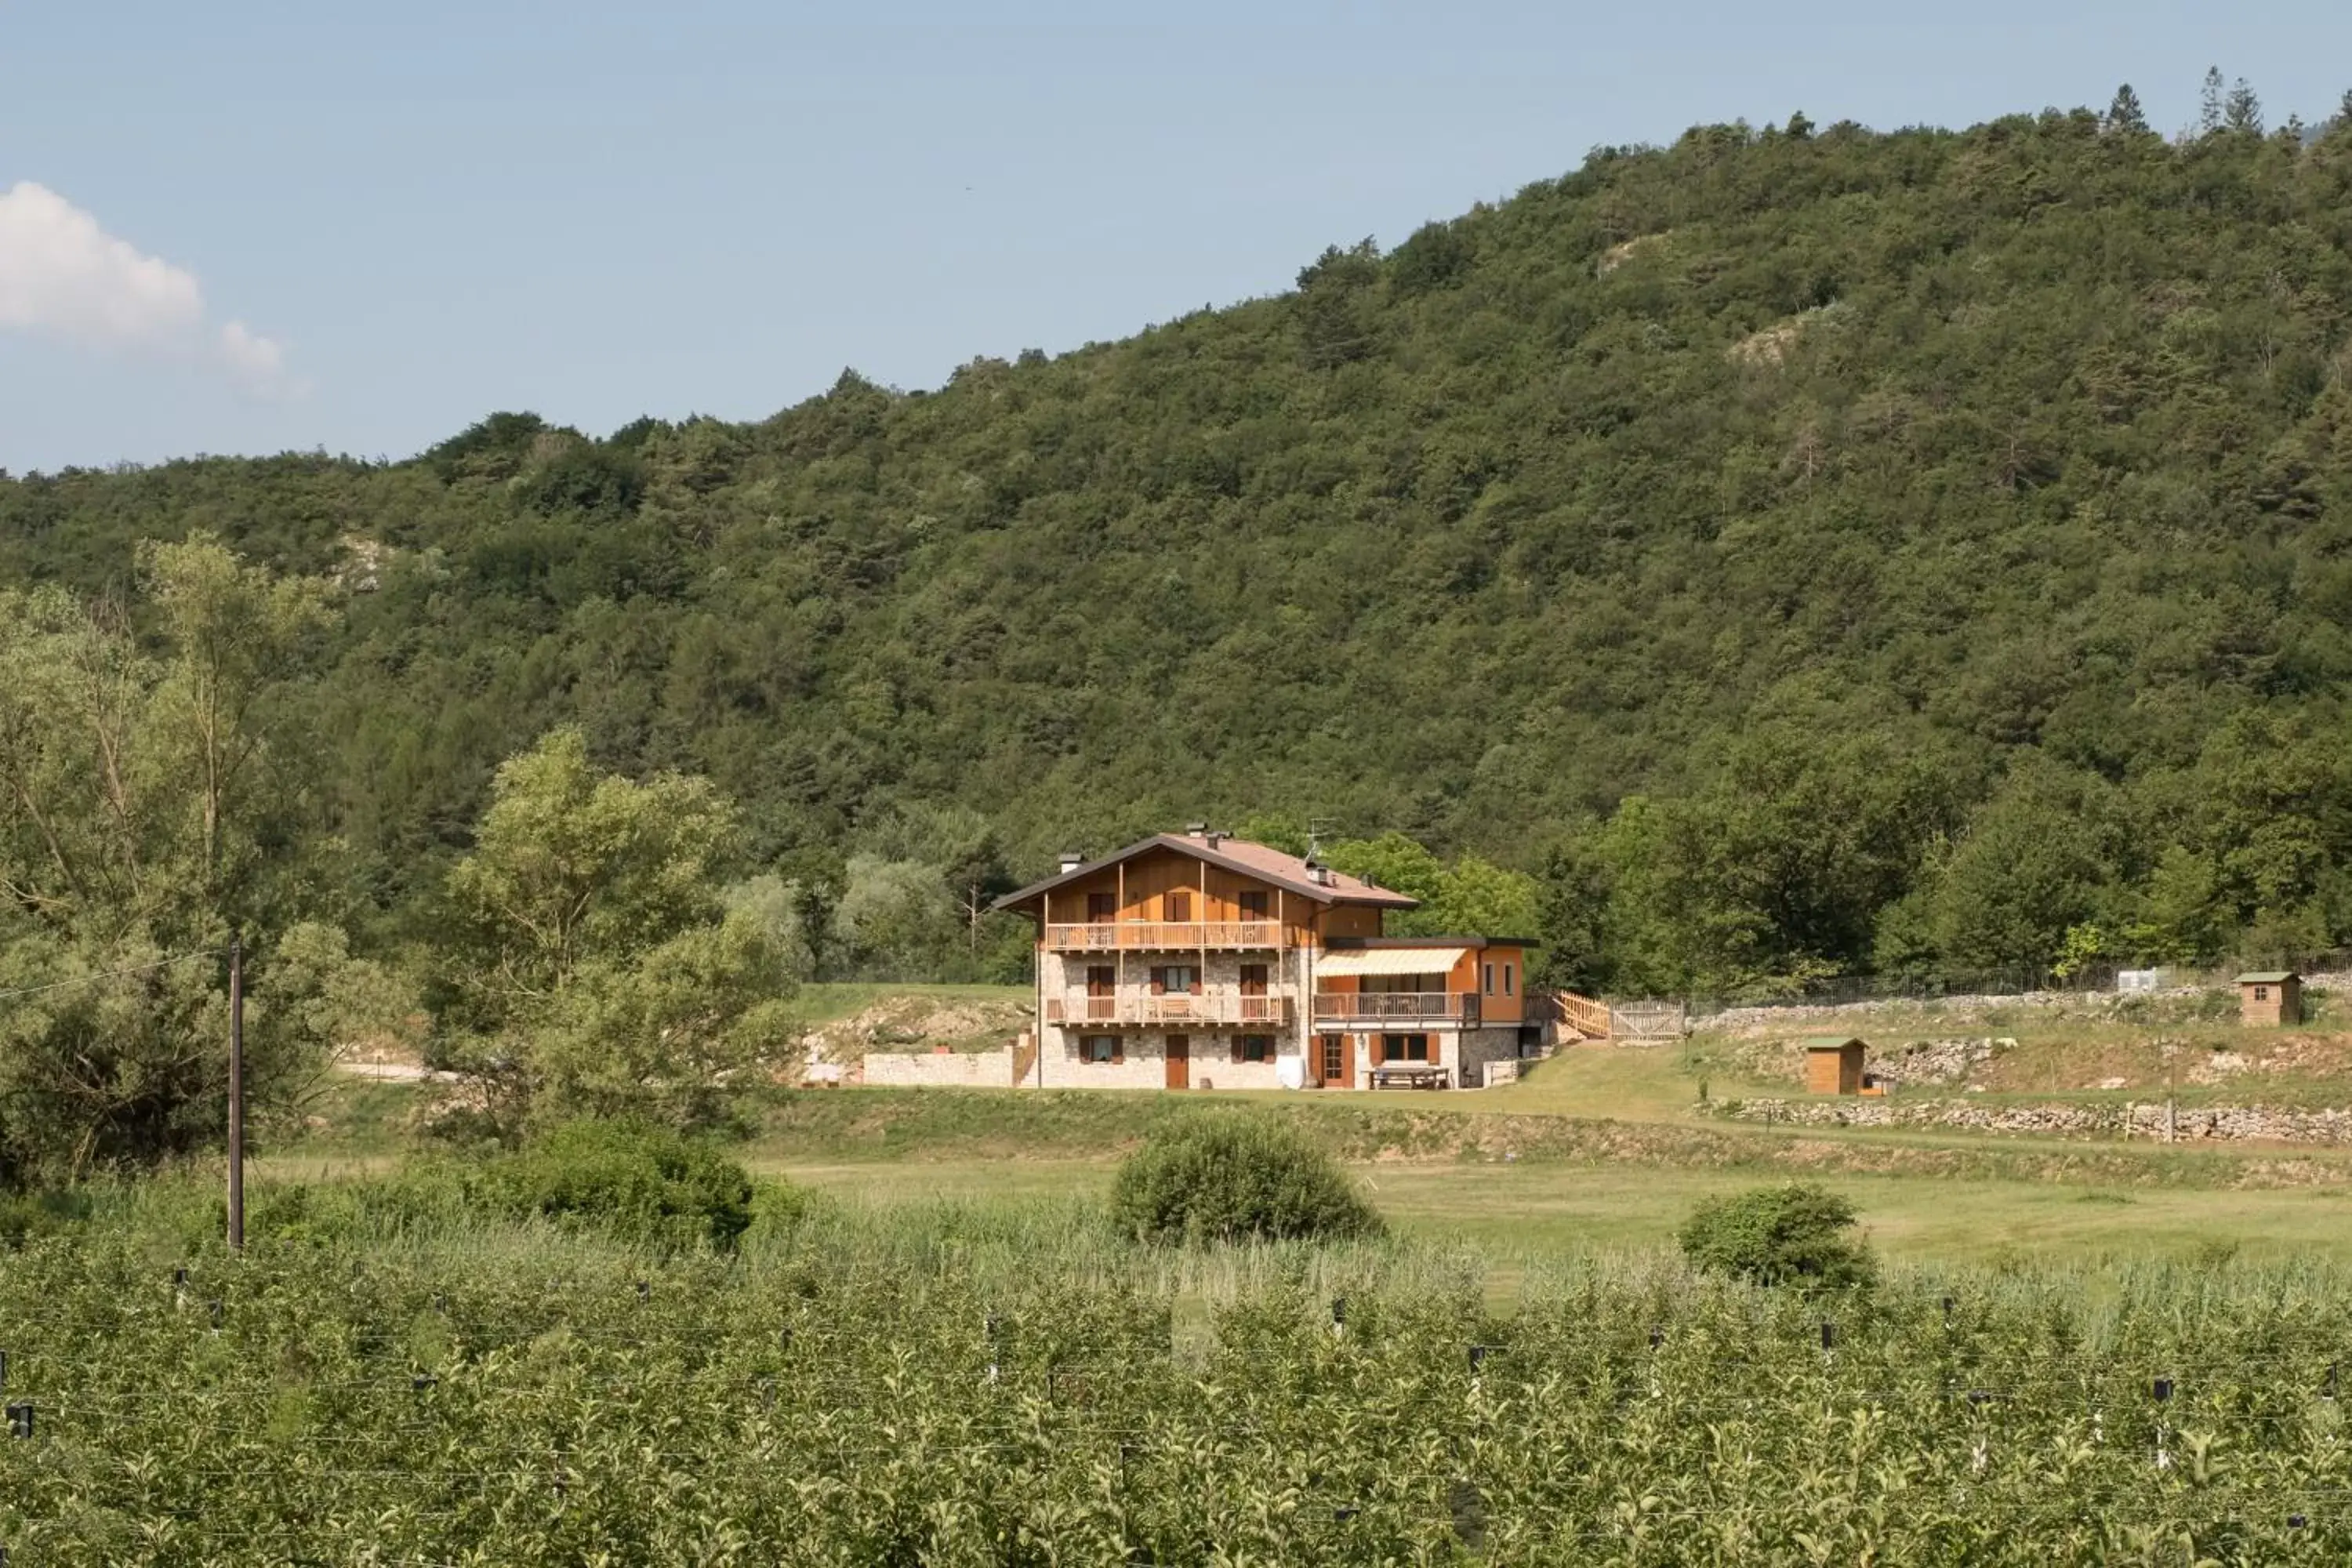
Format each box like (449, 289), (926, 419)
(227, 932), (245, 1251)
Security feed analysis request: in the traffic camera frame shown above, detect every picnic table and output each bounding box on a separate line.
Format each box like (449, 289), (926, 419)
(1369, 1064), (1450, 1091)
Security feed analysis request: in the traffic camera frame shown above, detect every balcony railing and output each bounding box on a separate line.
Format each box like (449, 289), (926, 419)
(1044, 921), (1290, 953)
(1312, 992), (1483, 1024)
(1046, 993), (1293, 1028)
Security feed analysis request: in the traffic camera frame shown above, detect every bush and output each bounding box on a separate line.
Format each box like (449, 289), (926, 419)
(483, 1120), (759, 1249)
(1678, 1182), (1875, 1290)
(1111, 1113), (1381, 1245)
(0, 1187), (94, 1249)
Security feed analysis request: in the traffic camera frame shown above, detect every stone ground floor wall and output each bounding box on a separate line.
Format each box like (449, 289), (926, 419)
(1038, 1029), (1296, 1091)
(862, 1048), (1018, 1087)
(1702, 1095), (2352, 1144)
(1457, 1028), (1529, 1087)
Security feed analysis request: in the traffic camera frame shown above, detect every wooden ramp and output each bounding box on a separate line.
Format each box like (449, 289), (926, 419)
(1554, 991), (1613, 1043)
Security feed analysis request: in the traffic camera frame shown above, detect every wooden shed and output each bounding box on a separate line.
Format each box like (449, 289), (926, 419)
(2237, 971), (2302, 1027)
(1802, 1036), (1867, 1096)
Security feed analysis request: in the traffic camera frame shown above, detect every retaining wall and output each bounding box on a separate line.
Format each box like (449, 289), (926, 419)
(862, 1048), (1019, 1087)
(1701, 1096), (2352, 1145)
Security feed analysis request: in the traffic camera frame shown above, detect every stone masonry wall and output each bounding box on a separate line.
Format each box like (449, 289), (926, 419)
(863, 1049), (1019, 1087)
(1700, 1095), (2352, 1145)
(1456, 1028), (1528, 1088)
(1038, 1030), (1299, 1091)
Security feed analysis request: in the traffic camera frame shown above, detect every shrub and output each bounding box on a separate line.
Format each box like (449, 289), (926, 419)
(483, 1119), (759, 1248)
(0, 1187), (93, 1249)
(1678, 1182), (1875, 1290)
(1111, 1113), (1381, 1245)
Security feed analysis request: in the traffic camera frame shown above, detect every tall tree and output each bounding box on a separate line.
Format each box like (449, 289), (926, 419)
(140, 534), (327, 896)
(0, 551), (370, 1178)
(436, 730), (796, 1133)
(2104, 84), (2149, 136)
(2223, 77), (2264, 136)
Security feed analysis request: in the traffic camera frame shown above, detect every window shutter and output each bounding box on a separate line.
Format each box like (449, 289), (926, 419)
(1190, 969), (1203, 996)
(1112, 1037), (1125, 1065)
(1149, 968), (1166, 996)
(1231, 1037), (1245, 1065)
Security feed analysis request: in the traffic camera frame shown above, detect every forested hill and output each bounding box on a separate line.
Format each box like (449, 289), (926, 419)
(9, 93), (2352, 994)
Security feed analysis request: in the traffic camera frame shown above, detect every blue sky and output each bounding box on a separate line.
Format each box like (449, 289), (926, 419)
(2, 1), (2345, 474)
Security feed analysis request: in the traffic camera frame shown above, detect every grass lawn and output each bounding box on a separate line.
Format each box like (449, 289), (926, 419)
(277, 1007), (2352, 1273)
(773, 1154), (2352, 1269)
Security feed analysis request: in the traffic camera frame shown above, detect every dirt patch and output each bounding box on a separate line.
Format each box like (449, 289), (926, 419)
(1596, 232), (1671, 274)
(1726, 306), (1837, 366)
(804, 995), (1032, 1069)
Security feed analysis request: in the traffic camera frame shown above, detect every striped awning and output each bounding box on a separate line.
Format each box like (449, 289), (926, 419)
(1314, 946), (1469, 978)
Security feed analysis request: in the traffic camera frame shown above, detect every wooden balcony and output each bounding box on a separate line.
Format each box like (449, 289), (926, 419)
(1044, 921), (1290, 953)
(1311, 992), (1483, 1025)
(1046, 993), (1294, 1028)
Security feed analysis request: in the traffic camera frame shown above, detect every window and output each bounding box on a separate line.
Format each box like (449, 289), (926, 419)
(1238, 890), (1269, 920)
(1483, 964), (1495, 996)
(1238, 964), (1268, 996)
(1381, 1034), (1430, 1063)
(1504, 964), (1515, 996)
(1234, 1034), (1275, 1063)
(1152, 965), (1199, 995)
(1086, 966), (1116, 996)
(1080, 1036), (1120, 1064)
(2256, 985), (2270, 1001)
(1167, 890), (1192, 922)
(1087, 892), (1115, 920)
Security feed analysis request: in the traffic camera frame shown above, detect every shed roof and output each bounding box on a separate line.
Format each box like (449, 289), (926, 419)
(992, 833), (1420, 914)
(1799, 1036), (1866, 1051)
(2236, 971), (2298, 984)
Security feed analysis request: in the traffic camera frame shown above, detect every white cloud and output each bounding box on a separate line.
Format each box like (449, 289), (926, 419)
(0, 181), (296, 394)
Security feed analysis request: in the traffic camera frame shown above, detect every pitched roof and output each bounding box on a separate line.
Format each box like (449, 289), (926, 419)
(993, 833), (1420, 913)
(2236, 971), (2297, 984)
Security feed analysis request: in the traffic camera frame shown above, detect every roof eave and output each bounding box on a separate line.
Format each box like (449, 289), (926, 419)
(991, 833), (1418, 913)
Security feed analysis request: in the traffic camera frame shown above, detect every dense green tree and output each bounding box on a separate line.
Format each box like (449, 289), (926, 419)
(0, 543), (377, 1178)
(2104, 84), (2149, 136)
(6, 78), (2352, 996)
(434, 730), (796, 1133)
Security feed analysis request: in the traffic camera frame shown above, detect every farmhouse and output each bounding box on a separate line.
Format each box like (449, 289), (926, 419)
(993, 827), (1591, 1090)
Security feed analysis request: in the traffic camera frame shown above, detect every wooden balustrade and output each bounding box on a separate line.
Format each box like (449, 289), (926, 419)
(1045, 993), (1294, 1027)
(1043, 921), (1290, 953)
(1310, 992), (1483, 1023)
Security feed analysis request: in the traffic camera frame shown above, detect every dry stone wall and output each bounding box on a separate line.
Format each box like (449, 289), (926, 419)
(1700, 1095), (2352, 1145)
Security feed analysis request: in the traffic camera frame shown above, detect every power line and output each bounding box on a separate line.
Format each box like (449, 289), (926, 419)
(0, 948), (223, 1004)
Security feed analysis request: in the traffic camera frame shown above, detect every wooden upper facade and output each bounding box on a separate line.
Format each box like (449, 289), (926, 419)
(996, 830), (1533, 1036)
(995, 831), (1414, 954)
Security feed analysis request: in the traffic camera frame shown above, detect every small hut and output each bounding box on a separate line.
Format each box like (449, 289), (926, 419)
(2237, 971), (2302, 1027)
(1802, 1036), (1867, 1096)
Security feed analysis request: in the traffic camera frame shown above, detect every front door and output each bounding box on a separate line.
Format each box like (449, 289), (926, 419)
(1319, 1032), (1352, 1089)
(1166, 1034), (1190, 1090)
